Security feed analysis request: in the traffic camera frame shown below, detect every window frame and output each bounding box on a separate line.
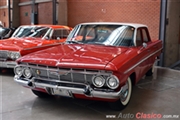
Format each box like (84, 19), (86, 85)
(135, 27), (151, 47)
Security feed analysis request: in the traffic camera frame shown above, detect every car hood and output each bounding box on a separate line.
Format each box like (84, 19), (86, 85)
(0, 37), (45, 51)
(18, 44), (128, 70)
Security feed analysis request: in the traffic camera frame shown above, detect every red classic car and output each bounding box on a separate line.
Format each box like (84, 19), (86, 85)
(0, 24), (72, 68)
(14, 22), (163, 110)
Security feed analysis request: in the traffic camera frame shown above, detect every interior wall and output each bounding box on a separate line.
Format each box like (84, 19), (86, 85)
(179, 44), (180, 61)
(0, 8), (8, 27)
(165, 0), (180, 67)
(19, 1), (53, 25)
(12, 0), (20, 28)
(179, 18), (180, 60)
(0, 0), (8, 27)
(58, 0), (67, 25)
(38, 2), (52, 24)
(19, 5), (31, 25)
(67, 0), (160, 40)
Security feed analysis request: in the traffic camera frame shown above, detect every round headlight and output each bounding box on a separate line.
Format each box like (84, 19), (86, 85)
(106, 76), (119, 89)
(14, 66), (23, 76)
(92, 76), (105, 87)
(8, 52), (21, 60)
(10, 52), (15, 59)
(15, 53), (21, 59)
(23, 68), (32, 78)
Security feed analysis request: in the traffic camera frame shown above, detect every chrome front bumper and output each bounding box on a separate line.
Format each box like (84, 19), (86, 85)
(14, 75), (122, 99)
(0, 61), (16, 68)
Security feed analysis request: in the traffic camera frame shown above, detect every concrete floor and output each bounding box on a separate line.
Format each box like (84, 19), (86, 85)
(0, 68), (180, 120)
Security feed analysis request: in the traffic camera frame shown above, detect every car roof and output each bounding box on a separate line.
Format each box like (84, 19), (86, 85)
(19, 24), (72, 29)
(79, 22), (147, 28)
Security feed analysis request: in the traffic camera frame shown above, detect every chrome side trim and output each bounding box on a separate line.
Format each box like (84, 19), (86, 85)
(124, 47), (163, 74)
(23, 43), (61, 51)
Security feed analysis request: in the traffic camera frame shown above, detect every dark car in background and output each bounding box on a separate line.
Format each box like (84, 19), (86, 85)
(0, 27), (15, 39)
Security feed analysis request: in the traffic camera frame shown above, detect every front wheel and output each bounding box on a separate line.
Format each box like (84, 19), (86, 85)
(146, 68), (153, 76)
(109, 77), (132, 110)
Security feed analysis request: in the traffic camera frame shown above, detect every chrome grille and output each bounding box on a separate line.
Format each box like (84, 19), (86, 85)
(20, 63), (112, 84)
(0, 50), (8, 60)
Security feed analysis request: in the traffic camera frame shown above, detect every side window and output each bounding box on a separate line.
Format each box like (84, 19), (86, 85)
(142, 29), (149, 42)
(52, 29), (69, 40)
(136, 29), (143, 46)
(86, 28), (96, 39)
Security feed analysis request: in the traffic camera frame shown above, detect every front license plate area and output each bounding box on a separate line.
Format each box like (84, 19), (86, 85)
(52, 89), (72, 97)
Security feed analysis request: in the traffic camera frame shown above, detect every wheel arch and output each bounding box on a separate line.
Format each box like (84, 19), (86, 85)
(129, 72), (136, 85)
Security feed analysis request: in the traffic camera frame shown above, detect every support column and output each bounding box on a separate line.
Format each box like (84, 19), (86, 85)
(57, 0), (67, 25)
(12, 0), (20, 28)
(52, 0), (57, 25)
(164, 0), (180, 67)
(159, 0), (167, 67)
(31, 0), (35, 25)
(8, 0), (11, 28)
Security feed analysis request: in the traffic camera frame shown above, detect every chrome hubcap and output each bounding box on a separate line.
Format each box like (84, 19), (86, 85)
(120, 81), (129, 102)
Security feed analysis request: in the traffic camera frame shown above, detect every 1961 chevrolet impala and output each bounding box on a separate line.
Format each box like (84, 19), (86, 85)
(14, 22), (162, 110)
(0, 25), (72, 68)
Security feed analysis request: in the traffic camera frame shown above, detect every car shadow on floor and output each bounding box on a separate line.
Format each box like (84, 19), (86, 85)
(0, 68), (14, 76)
(29, 96), (114, 119)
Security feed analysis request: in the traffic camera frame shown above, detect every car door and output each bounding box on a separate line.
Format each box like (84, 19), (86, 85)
(135, 27), (154, 79)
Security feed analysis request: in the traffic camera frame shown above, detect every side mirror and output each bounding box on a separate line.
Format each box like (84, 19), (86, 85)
(143, 42), (147, 48)
(138, 42), (147, 54)
(57, 37), (60, 40)
(45, 36), (49, 40)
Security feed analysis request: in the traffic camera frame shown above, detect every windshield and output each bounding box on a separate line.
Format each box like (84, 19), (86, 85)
(51, 29), (71, 40)
(66, 24), (135, 47)
(12, 26), (49, 38)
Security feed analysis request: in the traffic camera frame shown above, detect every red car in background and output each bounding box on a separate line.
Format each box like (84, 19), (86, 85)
(14, 22), (162, 110)
(0, 24), (72, 68)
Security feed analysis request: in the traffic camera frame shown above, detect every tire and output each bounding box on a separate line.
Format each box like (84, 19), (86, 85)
(32, 90), (52, 98)
(146, 68), (153, 76)
(108, 77), (132, 110)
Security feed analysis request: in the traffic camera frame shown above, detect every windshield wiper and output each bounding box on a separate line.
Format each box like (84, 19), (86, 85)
(94, 42), (106, 45)
(66, 40), (83, 44)
(86, 42), (105, 46)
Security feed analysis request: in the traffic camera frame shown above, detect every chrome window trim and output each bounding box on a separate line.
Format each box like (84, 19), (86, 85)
(42, 28), (52, 40)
